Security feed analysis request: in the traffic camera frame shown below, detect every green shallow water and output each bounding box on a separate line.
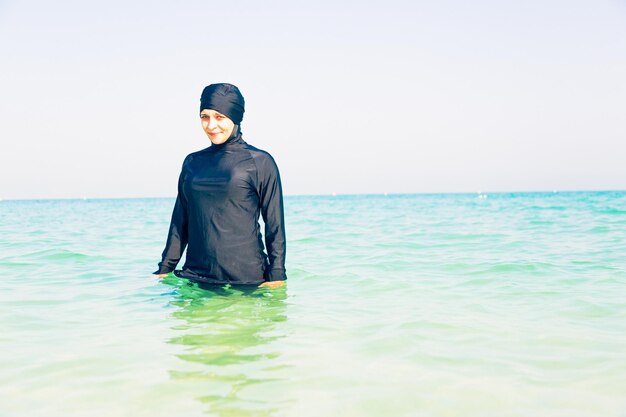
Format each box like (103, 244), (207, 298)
(1, 192), (625, 416)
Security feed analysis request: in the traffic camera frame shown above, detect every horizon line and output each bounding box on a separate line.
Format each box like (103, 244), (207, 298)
(1, 188), (625, 202)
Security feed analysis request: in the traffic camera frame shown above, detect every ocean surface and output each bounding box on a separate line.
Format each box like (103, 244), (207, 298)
(1, 191), (625, 417)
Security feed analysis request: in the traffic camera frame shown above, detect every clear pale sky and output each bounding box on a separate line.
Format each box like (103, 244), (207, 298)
(1, 0), (625, 199)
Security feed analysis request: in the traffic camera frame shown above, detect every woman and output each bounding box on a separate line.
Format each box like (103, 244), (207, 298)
(154, 83), (286, 289)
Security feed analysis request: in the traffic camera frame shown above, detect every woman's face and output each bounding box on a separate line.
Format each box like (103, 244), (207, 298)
(200, 109), (235, 145)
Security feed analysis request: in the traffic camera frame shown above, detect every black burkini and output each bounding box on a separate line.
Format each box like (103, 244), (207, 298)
(154, 84), (286, 285)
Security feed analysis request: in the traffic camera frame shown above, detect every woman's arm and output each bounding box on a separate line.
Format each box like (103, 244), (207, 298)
(153, 161), (189, 276)
(258, 154), (287, 282)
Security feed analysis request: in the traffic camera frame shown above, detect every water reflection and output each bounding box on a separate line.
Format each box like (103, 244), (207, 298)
(162, 277), (290, 417)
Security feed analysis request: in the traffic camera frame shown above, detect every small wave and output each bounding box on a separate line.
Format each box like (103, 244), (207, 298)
(0, 260), (37, 269)
(527, 219), (554, 225)
(8, 249), (103, 263)
(485, 261), (558, 274)
(594, 208), (626, 215)
(291, 236), (321, 244)
(587, 226), (609, 233)
(528, 205), (568, 211)
(447, 261), (559, 276)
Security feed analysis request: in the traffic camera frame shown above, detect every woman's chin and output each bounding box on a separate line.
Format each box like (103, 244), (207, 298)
(208, 135), (227, 144)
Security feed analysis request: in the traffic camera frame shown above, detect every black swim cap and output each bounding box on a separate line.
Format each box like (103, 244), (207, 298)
(199, 83), (245, 125)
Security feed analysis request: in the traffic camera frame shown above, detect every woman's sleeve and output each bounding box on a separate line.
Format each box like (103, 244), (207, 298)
(154, 161), (189, 275)
(258, 154), (287, 281)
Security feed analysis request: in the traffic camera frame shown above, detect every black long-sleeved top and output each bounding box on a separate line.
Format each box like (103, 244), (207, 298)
(154, 132), (286, 285)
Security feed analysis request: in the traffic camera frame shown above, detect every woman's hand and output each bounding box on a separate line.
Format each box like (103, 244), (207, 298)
(258, 280), (285, 289)
(154, 274), (168, 279)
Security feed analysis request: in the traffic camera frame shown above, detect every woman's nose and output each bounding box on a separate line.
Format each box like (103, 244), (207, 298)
(207, 117), (217, 129)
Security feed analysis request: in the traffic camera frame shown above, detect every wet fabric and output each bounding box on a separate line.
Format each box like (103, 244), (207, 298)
(154, 132), (286, 285)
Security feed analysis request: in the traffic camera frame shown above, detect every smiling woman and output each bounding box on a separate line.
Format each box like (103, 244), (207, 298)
(154, 83), (286, 289)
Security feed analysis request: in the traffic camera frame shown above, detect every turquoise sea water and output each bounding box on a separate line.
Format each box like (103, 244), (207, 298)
(1, 191), (625, 417)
